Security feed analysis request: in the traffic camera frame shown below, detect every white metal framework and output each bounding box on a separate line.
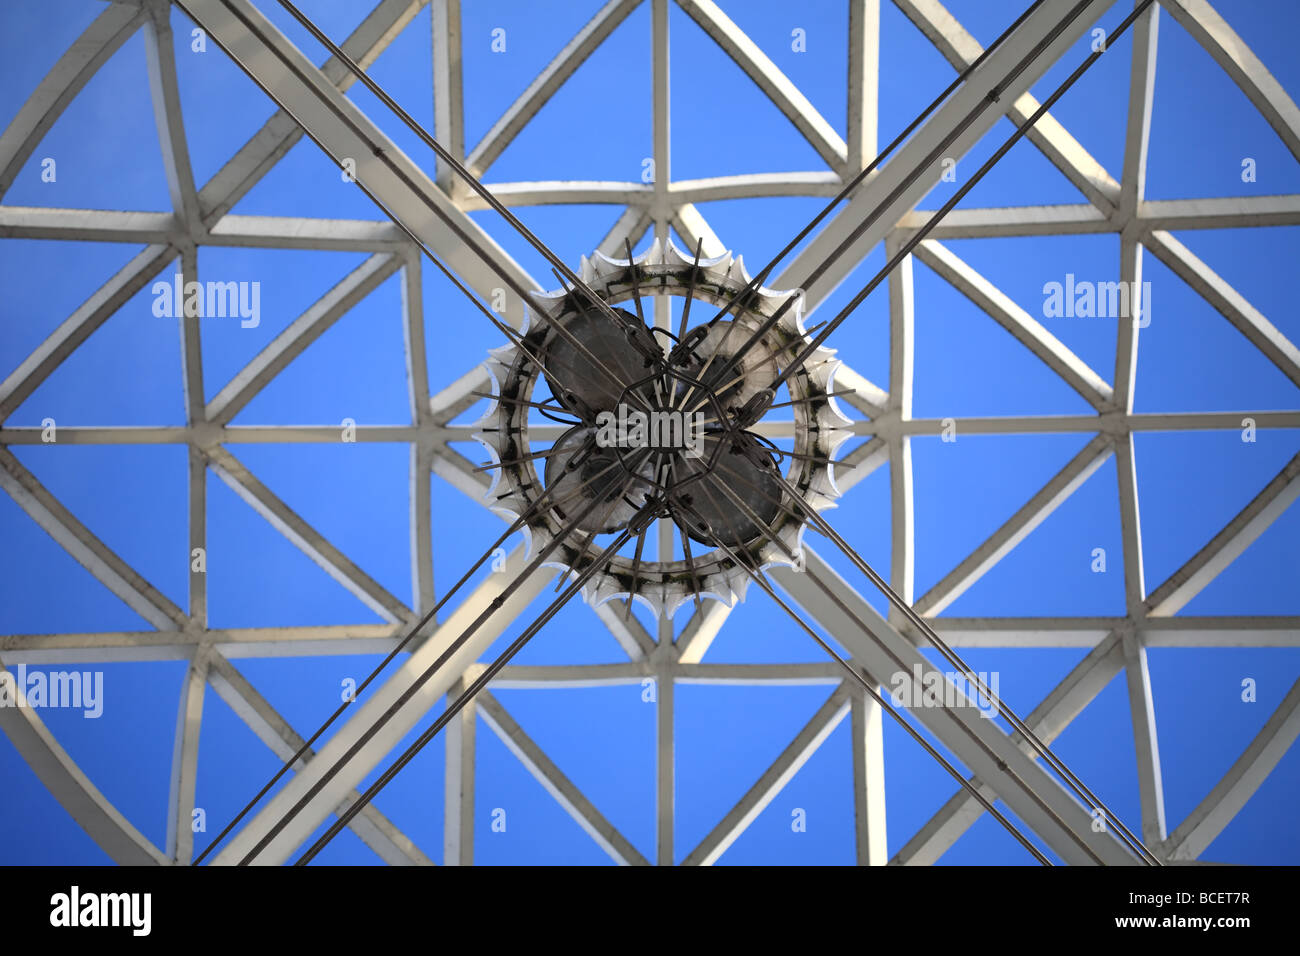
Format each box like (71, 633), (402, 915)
(1, 0), (1298, 865)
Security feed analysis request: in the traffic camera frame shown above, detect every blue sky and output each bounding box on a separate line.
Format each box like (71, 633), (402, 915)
(1, 0), (1298, 865)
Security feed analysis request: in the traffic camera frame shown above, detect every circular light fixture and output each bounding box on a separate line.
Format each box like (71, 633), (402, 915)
(477, 240), (852, 618)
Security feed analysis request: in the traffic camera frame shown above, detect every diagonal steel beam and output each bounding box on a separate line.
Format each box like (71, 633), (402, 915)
(209, 543), (554, 864)
(770, 546), (1140, 864)
(893, 631), (1125, 864)
(893, 0), (1121, 214)
(777, 0), (1112, 312)
(205, 650), (434, 865)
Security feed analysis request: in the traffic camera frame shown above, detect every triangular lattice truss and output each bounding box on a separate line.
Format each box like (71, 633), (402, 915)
(1, 0), (1298, 865)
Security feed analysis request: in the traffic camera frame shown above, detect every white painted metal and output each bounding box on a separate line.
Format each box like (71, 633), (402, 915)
(1, 0), (1296, 866)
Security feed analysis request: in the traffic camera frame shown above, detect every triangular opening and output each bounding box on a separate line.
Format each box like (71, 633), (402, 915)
(348, 699), (445, 863)
(490, 686), (655, 862)
(1203, 726), (1300, 863)
(198, 246), (374, 404)
(226, 135), (388, 221)
(669, 1), (833, 179)
(933, 233), (1119, 386)
(1167, 227), (1300, 354)
(0, 481), (158, 634)
(430, 445), (534, 633)
(232, 267), (410, 426)
(882, 679), (981, 860)
(918, 115), (1096, 210)
(170, 4), (285, 192)
(222, 442), (412, 610)
(878, 0), (966, 152)
(295, 812), (389, 865)
(460, 0), (610, 158)
(10, 267), (186, 428)
(1134, 429), (1300, 605)
(794, 445), (892, 622)
(720, 713), (854, 864)
(1, 0), (105, 143)
(0, 239), (145, 387)
(946, 453), (1127, 617)
(0, 724), (114, 864)
(256, 0), (378, 71)
(912, 252), (1104, 418)
(473, 706), (615, 864)
(1024, 14), (1132, 183)
(1185, 483), (1300, 615)
(472, 565), (644, 669)
(230, 652), (391, 755)
(940, 796), (1058, 865)
(1043, 666), (1144, 844)
(469, 204), (642, 294)
(194, 676), (304, 863)
(489, 3), (651, 184)
(4, 28), (172, 212)
(205, 460), (390, 629)
(343, 3), (436, 174)
(692, 195), (840, 283)
(13, 444), (189, 614)
(1149, 646), (1300, 854)
(934, 645), (1096, 742)
(674, 682), (839, 863)
(719, 1), (848, 152)
(687, 581), (833, 664)
(26, 659), (189, 856)
(796, 235), (891, 394)
(1133, 250), (1298, 413)
(1146, 11), (1300, 201)
(912, 432), (1100, 604)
